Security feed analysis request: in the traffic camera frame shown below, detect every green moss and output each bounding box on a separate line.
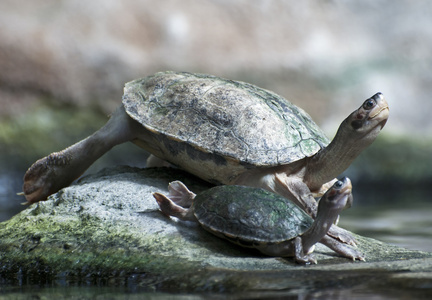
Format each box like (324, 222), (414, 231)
(0, 209), (202, 282)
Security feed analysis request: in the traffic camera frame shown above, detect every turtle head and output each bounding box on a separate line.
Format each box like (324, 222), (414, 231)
(346, 93), (389, 134)
(347, 92), (389, 140)
(318, 177), (352, 214)
(301, 177), (352, 253)
(304, 93), (389, 191)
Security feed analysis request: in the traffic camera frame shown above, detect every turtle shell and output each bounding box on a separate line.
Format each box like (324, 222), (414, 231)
(192, 185), (313, 244)
(122, 71), (329, 168)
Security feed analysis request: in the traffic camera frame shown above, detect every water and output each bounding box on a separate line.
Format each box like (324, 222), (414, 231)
(340, 205), (432, 252)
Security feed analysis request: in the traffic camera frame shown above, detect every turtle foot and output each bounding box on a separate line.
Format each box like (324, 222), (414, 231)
(295, 254), (317, 265)
(167, 181), (196, 207)
(336, 246), (365, 262)
(327, 225), (357, 246)
(22, 152), (76, 204)
(320, 235), (365, 261)
(153, 192), (196, 221)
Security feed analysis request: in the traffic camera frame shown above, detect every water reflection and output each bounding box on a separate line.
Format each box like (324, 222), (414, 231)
(340, 205), (432, 252)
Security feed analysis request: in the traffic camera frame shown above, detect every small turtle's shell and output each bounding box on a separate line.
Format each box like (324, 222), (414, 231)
(192, 185), (313, 244)
(122, 71), (329, 169)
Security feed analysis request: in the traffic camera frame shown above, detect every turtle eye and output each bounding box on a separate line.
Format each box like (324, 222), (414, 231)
(363, 98), (376, 110)
(334, 180), (343, 189)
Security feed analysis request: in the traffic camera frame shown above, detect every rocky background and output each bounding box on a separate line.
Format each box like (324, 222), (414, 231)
(1, 0), (432, 219)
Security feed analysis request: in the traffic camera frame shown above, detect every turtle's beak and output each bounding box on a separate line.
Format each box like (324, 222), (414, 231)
(368, 93), (389, 129)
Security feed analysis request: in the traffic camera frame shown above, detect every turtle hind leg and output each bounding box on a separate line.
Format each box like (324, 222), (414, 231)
(23, 151), (82, 204)
(22, 106), (139, 204)
(167, 181), (196, 207)
(153, 192), (196, 221)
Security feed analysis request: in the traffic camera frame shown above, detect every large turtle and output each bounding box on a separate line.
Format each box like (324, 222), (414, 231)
(153, 177), (359, 264)
(22, 71), (388, 258)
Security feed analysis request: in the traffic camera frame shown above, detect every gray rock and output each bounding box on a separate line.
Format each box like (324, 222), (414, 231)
(1, 166), (432, 296)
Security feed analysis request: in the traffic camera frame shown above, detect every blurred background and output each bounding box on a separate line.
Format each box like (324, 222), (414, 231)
(1, 0), (431, 251)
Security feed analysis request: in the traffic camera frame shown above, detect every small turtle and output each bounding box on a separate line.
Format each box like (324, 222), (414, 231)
(22, 72), (388, 259)
(153, 177), (359, 264)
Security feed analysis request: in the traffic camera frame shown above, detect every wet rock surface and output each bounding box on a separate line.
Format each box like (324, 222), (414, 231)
(1, 166), (431, 297)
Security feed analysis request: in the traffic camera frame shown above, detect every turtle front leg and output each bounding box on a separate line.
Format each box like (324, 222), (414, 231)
(256, 237), (317, 264)
(327, 225), (357, 246)
(320, 235), (365, 261)
(293, 237), (317, 264)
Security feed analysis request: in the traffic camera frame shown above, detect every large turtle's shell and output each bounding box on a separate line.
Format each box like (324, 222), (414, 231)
(192, 185), (313, 244)
(122, 71), (329, 168)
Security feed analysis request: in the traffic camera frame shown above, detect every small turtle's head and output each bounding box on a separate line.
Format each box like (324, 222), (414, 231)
(346, 92), (389, 142)
(301, 177), (353, 254)
(318, 177), (352, 213)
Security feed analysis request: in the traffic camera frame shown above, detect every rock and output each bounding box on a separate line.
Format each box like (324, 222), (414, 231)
(1, 166), (432, 295)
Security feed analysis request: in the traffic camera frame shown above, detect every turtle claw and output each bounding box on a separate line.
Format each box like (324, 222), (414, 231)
(16, 192), (30, 205)
(344, 248), (365, 262)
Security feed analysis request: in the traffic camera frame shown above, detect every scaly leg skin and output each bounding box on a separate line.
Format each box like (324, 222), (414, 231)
(167, 181), (196, 207)
(22, 106), (139, 204)
(327, 225), (357, 246)
(153, 192), (196, 221)
(294, 237), (317, 264)
(320, 235), (365, 261)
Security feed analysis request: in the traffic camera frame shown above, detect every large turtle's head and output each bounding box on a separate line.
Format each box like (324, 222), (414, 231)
(344, 92), (389, 143)
(305, 93), (388, 190)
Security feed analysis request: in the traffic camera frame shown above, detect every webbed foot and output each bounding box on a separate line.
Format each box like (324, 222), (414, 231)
(22, 152), (77, 204)
(167, 181), (196, 207)
(153, 192), (196, 221)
